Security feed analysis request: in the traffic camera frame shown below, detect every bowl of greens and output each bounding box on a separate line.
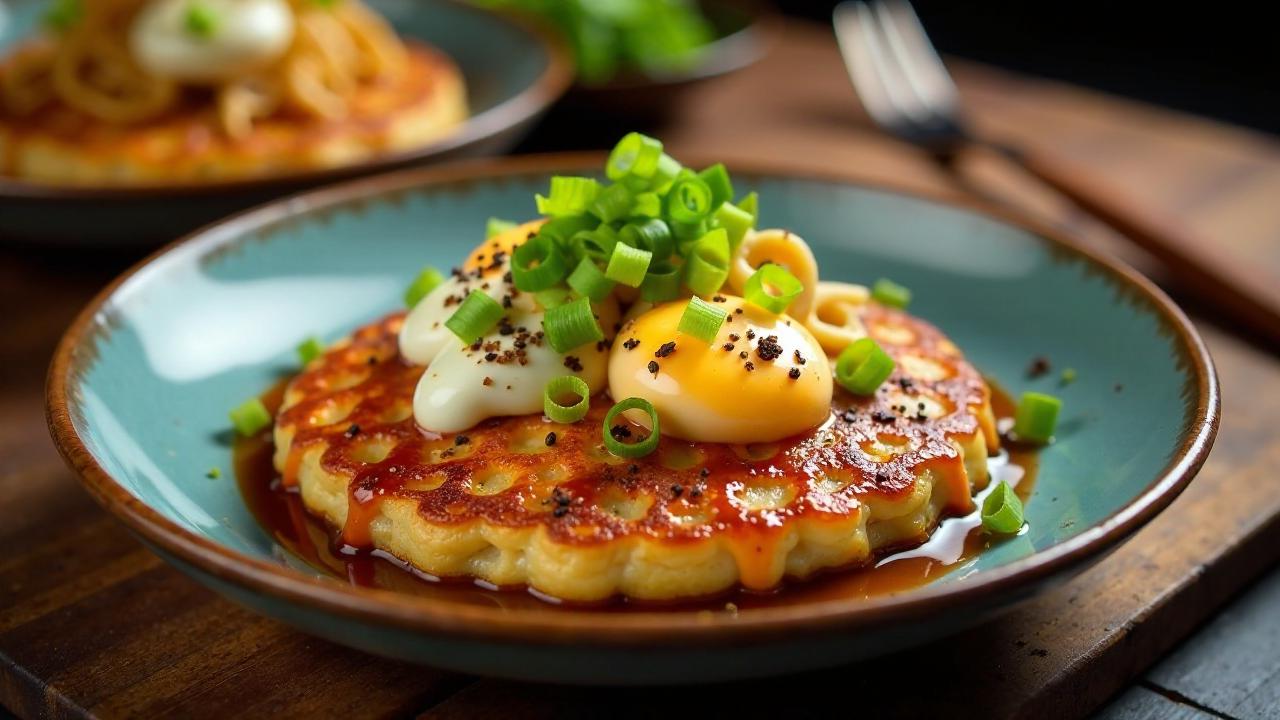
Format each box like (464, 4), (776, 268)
(474, 0), (765, 116)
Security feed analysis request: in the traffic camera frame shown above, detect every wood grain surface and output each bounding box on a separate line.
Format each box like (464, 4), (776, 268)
(3, 19), (1279, 719)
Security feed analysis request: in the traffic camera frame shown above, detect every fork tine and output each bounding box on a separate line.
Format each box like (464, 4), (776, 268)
(871, 0), (961, 118)
(833, 1), (930, 128)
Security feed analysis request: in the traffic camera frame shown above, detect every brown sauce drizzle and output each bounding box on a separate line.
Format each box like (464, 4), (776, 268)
(237, 380), (1036, 610)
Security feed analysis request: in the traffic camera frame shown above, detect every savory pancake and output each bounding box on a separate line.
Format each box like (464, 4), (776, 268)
(272, 304), (999, 602)
(0, 42), (465, 185)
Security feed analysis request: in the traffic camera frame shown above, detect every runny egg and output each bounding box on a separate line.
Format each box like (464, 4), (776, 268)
(608, 296), (833, 443)
(399, 222), (617, 434)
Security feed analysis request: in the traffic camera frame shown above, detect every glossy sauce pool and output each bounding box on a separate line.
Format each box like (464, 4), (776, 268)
(236, 381), (1037, 610)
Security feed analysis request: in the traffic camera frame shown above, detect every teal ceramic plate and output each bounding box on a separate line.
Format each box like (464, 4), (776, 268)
(0, 0), (570, 244)
(48, 155), (1219, 684)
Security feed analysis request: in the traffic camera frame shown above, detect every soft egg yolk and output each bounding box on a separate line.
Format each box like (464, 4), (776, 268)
(608, 296), (833, 443)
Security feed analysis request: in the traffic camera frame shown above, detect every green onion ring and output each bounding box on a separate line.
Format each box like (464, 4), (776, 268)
(543, 296), (604, 353)
(511, 234), (569, 292)
(743, 263), (803, 314)
(544, 375), (592, 424)
(677, 296), (727, 343)
(602, 397), (661, 458)
(835, 338), (895, 395)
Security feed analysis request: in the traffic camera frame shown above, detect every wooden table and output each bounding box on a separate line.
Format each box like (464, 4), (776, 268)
(3, 19), (1279, 719)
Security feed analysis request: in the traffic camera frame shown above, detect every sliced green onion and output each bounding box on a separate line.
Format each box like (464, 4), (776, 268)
(672, 218), (708, 245)
(567, 257), (616, 302)
(543, 296), (604, 353)
(576, 225), (619, 261)
(835, 338), (895, 395)
(744, 263), (803, 314)
(981, 481), (1025, 534)
(403, 266), (445, 307)
(511, 234), (569, 292)
(296, 336), (324, 364)
(620, 218), (673, 260)
(684, 228), (730, 296)
(697, 163), (733, 209)
(714, 201), (754, 253)
(665, 176), (714, 225)
(872, 278), (912, 309)
(738, 191), (759, 222)
(535, 287), (574, 310)
(602, 397), (661, 458)
(185, 2), (219, 38)
(649, 153), (683, 193)
(445, 291), (504, 345)
(544, 375), (591, 424)
(640, 261), (683, 303)
(535, 176), (601, 217)
(606, 132), (663, 184)
(589, 183), (633, 223)
(229, 397), (271, 437)
(678, 296), (727, 343)
(630, 192), (662, 218)
(1012, 392), (1061, 444)
(43, 0), (83, 31)
(605, 242), (653, 288)
(486, 217), (517, 238)
(538, 215), (596, 265)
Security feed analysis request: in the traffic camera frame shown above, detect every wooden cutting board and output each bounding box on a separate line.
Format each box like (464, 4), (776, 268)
(3, 19), (1279, 720)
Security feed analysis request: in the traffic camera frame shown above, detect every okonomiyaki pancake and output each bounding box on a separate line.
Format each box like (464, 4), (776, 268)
(272, 304), (999, 602)
(0, 43), (466, 185)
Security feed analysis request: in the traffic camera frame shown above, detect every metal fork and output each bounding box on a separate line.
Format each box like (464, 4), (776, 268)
(834, 0), (1280, 349)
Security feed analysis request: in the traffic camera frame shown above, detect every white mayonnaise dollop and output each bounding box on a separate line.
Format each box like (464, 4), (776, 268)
(129, 0), (295, 83)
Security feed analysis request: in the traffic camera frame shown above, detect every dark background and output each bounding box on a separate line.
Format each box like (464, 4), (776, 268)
(776, 0), (1278, 135)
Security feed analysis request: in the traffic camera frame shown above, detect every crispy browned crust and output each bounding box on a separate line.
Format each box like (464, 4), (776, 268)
(275, 304), (998, 549)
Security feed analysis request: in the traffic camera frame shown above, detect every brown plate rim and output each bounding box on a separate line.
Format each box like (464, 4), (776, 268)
(0, 0), (573, 201)
(46, 152), (1220, 646)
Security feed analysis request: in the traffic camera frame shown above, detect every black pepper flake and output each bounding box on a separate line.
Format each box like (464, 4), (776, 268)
(545, 432), (557, 446)
(874, 470), (891, 485)
(728, 333), (740, 342)
(739, 351), (748, 359)
(712, 295), (727, 303)
(552, 487), (572, 506)
(629, 464), (641, 475)
(622, 337), (640, 350)
(841, 409), (858, 423)
(734, 308), (743, 314)
(502, 271), (514, 284)
(898, 377), (914, 391)
(344, 424), (361, 438)
(722, 342), (735, 352)
(484, 352), (498, 362)
(1027, 356), (1051, 378)
(469, 340), (483, 352)
(564, 355), (583, 371)
(655, 341), (677, 358)
(647, 360), (660, 374)
(871, 409), (896, 423)
(794, 349), (806, 365)
(610, 425), (633, 440)
(744, 361), (756, 372)
(498, 322), (516, 335)
(455, 435), (471, 446)
(367, 356), (379, 365)
(670, 483), (684, 497)
(699, 467), (711, 478)
(482, 376), (493, 387)
(552, 506), (570, 518)
(746, 329), (756, 340)
(755, 334), (783, 361)
(788, 367), (802, 380)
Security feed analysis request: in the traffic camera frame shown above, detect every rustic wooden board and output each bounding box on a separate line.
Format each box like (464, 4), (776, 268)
(3, 19), (1280, 720)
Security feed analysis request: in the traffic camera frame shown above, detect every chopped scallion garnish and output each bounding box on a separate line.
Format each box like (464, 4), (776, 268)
(535, 287), (574, 310)
(543, 296), (604, 353)
(697, 163), (733, 209)
(871, 278), (912, 309)
(665, 175), (714, 226)
(566, 257), (616, 302)
(588, 182), (634, 224)
(714, 200), (754, 252)
(835, 338), (895, 395)
(640, 261), (683, 303)
(404, 266), (445, 307)
(535, 176), (601, 217)
(296, 336), (325, 364)
(602, 397), (660, 458)
(511, 234), (569, 292)
(683, 228), (730, 296)
(604, 242), (653, 288)
(1012, 392), (1061, 444)
(229, 398), (271, 437)
(743, 263), (803, 314)
(486, 217), (517, 238)
(981, 481), (1025, 534)
(606, 132), (664, 185)
(544, 375), (591, 424)
(445, 291), (504, 345)
(677, 296), (727, 344)
(185, 2), (219, 38)
(620, 218), (673, 260)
